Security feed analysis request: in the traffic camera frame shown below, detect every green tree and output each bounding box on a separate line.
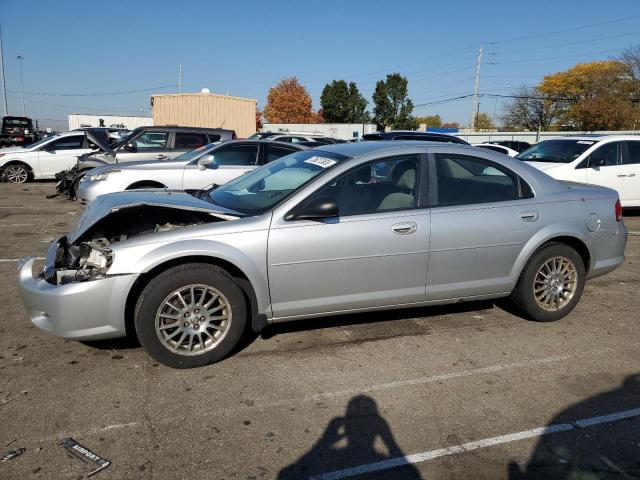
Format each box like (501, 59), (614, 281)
(372, 73), (418, 130)
(474, 112), (496, 130)
(415, 115), (442, 128)
(320, 80), (369, 123)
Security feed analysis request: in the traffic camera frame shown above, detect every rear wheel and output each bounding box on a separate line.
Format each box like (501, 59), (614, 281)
(4, 164), (30, 183)
(134, 264), (247, 368)
(509, 243), (585, 322)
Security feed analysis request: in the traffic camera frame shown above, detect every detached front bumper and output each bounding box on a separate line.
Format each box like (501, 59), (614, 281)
(17, 257), (138, 341)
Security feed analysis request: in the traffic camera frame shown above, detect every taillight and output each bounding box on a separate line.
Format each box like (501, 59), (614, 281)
(615, 199), (623, 222)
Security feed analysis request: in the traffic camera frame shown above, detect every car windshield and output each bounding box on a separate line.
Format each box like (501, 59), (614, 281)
(174, 143), (217, 162)
(208, 150), (349, 215)
(110, 128), (140, 149)
(516, 140), (594, 163)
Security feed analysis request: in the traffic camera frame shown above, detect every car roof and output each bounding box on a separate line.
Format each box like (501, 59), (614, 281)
(315, 140), (450, 157)
(539, 135), (640, 142)
(219, 139), (308, 148)
(134, 126), (235, 133)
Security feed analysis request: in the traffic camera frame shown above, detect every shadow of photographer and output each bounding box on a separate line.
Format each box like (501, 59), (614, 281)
(278, 394), (421, 479)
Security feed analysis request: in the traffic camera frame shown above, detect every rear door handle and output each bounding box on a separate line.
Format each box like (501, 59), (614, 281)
(519, 211), (540, 222)
(392, 222), (418, 235)
(617, 174), (627, 177)
(628, 173), (636, 177)
(156, 154), (168, 160)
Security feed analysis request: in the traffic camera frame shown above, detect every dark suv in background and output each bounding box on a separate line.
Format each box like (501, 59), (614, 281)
(362, 130), (469, 144)
(0, 116), (38, 147)
(78, 126), (236, 170)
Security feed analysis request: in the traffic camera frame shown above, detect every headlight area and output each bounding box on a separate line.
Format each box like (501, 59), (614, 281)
(86, 169), (119, 182)
(45, 239), (114, 285)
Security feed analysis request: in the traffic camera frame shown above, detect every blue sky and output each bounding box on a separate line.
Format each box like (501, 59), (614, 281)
(1, 0), (640, 129)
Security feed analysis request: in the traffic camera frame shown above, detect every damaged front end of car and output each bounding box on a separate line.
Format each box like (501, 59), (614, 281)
(43, 193), (240, 285)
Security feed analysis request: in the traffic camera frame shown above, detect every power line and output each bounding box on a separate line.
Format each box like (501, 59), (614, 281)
(487, 15), (640, 45)
(4, 92), (148, 113)
(490, 48), (624, 65)
(490, 31), (640, 56)
(5, 83), (176, 97)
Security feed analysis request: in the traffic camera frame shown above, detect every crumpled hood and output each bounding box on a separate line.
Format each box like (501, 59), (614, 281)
(524, 161), (566, 172)
(69, 190), (241, 243)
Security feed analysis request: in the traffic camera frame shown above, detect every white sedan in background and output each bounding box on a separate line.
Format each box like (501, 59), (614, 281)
(472, 143), (519, 157)
(0, 131), (93, 183)
(76, 140), (307, 203)
(519, 135), (640, 207)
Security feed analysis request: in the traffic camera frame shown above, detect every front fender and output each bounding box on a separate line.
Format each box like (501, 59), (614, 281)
(509, 222), (592, 284)
(110, 237), (271, 316)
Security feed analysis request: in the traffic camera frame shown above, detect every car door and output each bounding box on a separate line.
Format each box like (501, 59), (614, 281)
(36, 134), (90, 177)
(115, 130), (170, 163)
(621, 141), (640, 206)
(267, 151), (430, 319)
(585, 141), (626, 196)
(181, 142), (260, 189)
(427, 149), (538, 300)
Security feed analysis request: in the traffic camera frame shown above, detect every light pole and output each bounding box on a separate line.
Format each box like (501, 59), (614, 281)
(0, 24), (7, 116)
(16, 55), (25, 116)
(475, 102), (481, 130)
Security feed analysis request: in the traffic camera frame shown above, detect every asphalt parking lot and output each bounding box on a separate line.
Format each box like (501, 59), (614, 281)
(1, 182), (639, 479)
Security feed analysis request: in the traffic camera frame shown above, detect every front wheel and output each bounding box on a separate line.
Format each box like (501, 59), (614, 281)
(134, 264), (247, 368)
(4, 164), (30, 183)
(509, 243), (586, 322)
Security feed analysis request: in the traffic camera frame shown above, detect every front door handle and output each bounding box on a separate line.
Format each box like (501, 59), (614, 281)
(617, 174), (627, 177)
(392, 222), (418, 235)
(628, 173), (636, 177)
(156, 154), (168, 160)
(519, 211), (540, 222)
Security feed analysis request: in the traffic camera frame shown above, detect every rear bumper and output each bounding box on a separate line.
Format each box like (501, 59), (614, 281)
(17, 257), (138, 341)
(587, 222), (628, 279)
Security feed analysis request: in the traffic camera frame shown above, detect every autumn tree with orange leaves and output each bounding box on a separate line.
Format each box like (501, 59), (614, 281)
(263, 77), (321, 124)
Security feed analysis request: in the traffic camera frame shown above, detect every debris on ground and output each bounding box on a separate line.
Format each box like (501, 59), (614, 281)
(1, 447), (26, 462)
(59, 437), (111, 477)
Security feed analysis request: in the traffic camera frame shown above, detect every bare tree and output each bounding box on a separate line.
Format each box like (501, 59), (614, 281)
(501, 86), (554, 131)
(621, 45), (640, 81)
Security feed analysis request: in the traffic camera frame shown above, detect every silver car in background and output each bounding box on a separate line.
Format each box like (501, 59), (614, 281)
(76, 140), (307, 203)
(18, 142), (627, 368)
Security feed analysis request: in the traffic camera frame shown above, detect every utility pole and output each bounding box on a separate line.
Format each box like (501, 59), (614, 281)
(17, 55), (25, 115)
(469, 44), (483, 130)
(0, 24), (7, 116)
(178, 64), (182, 94)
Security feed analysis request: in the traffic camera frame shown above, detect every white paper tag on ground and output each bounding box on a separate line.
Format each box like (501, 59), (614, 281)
(304, 157), (337, 168)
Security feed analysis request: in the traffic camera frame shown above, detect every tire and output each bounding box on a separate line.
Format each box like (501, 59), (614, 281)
(509, 242), (586, 322)
(134, 263), (247, 368)
(4, 163), (30, 183)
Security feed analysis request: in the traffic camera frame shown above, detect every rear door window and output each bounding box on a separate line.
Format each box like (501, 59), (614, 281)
(174, 132), (208, 149)
(267, 145), (298, 163)
(434, 154), (528, 206)
(625, 141), (640, 164)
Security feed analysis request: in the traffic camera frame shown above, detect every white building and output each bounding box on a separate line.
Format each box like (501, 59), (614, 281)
(262, 123), (377, 141)
(68, 114), (153, 131)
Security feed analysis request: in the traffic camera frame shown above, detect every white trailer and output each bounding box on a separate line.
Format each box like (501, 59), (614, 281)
(68, 114), (153, 131)
(262, 123), (377, 141)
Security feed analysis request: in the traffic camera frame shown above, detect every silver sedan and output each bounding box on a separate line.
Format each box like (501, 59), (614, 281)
(18, 141), (627, 368)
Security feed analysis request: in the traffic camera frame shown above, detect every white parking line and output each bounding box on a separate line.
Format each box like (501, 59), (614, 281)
(0, 256), (45, 263)
(311, 407), (640, 479)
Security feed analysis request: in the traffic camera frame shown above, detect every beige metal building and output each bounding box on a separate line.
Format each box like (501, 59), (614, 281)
(151, 92), (257, 138)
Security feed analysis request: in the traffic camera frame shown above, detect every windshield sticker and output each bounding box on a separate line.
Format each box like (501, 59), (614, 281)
(577, 141), (595, 145)
(304, 156), (337, 168)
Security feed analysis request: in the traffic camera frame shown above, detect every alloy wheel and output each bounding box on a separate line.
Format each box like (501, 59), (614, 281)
(533, 256), (578, 311)
(155, 284), (232, 356)
(5, 165), (28, 183)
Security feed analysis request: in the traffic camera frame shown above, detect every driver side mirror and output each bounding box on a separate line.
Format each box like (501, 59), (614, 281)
(124, 142), (137, 152)
(197, 154), (215, 171)
(43, 143), (56, 152)
(285, 197), (339, 221)
(590, 157), (607, 168)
